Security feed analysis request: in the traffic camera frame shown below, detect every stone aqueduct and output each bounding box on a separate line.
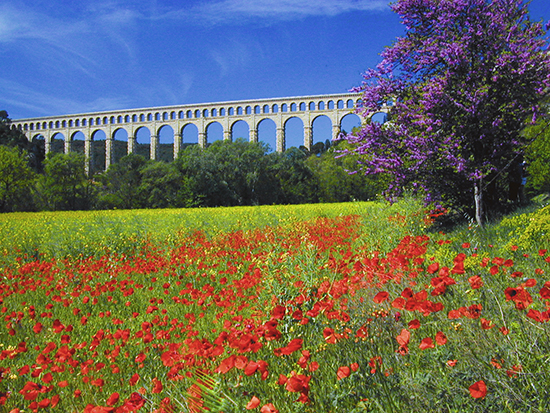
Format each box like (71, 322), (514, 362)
(13, 93), (389, 172)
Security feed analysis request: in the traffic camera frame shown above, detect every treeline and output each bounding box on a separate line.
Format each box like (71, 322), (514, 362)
(0, 129), (388, 212)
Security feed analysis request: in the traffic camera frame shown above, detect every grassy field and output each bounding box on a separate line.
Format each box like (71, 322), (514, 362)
(1, 200), (550, 412)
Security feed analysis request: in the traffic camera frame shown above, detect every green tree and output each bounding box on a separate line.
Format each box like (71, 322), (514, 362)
(0, 146), (36, 212)
(523, 117), (550, 195)
(175, 139), (281, 207)
(0, 110), (45, 172)
(35, 153), (95, 210)
(96, 154), (148, 209)
(272, 147), (319, 204)
(306, 140), (387, 202)
(138, 161), (183, 208)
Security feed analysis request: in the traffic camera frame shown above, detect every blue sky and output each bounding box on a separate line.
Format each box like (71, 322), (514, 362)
(1, 0), (549, 124)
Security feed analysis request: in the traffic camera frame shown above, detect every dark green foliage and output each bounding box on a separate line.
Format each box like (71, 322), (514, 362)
(96, 154), (148, 209)
(272, 147), (319, 204)
(306, 140), (388, 203)
(174, 139), (281, 207)
(35, 153), (95, 211)
(138, 161), (182, 208)
(0, 110), (45, 172)
(524, 117), (550, 195)
(0, 146), (36, 212)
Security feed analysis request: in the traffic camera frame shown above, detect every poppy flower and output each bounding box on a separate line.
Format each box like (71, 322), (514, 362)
(274, 338), (303, 356)
(336, 366), (351, 380)
(106, 392), (119, 406)
(129, 372), (140, 386)
(373, 291), (389, 304)
(435, 331), (447, 345)
(38, 398), (50, 408)
(323, 328), (338, 344)
(152, 377), (163, 394)
(419, 337), (434, 350)
(480, 318), (495, 330)
(396, 329), (410, 347)
(260, 403), (278, 413)
(271, 305), (286, 319)
(308, 362), (319, 372)
(468, 275), (483, 289)
(408, 319), (420, 329)
(246, 396), (260, 409)
(469, 380), (487, 398)
(285, 372), (311, 393)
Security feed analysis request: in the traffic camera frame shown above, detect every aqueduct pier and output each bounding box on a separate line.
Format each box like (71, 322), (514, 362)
(13, 93), (389, 171)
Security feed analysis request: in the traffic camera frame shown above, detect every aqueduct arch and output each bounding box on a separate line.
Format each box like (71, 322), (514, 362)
(13, 93), (391, 173)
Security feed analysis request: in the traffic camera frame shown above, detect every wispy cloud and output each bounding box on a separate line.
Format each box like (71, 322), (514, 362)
(0, 78), (132, 119)
(209, 39), (257, 77)
(187, 0), (389, 23)
(159, 0), (389, 25)
(0, 3), (139, 71)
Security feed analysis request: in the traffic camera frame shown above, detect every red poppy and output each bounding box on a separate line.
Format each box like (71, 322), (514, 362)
(336, 366), (351, 380)
(106, 392), (119, 406)
(323, 328), (338, 344)
(235, 355), (248, 370)
(469, 380), (487, 398)
(246, 396), (260, 410)
(504, 287), (533, 310)
(480, 318), (495, 330)
(271, 305), (286, 319)
(260, 403), (278, 413)
(215, 355), (235, 374)
(408, 319), (420, 329)
(540, 283), (550, 299)
(92, 378), (105, 387)
(277, 374), (287, 385)
(38, 398), (50, 408)
(285, 372), (310, 393)
(427, 262), (439, 274)
(373, 291), (389, 304)
(308, 362), (319, 372)
(468, 275), (483, 289)
(419, 337), (434, 350)
(33, 322), (43, 334)
(396, 329), (410, 347)
(274, 338), (303, 356)
(121, 392), (145, 412)
(129, 372), (140, 386)
(152, 377), (163, 394)
(435, 331), (447, 346)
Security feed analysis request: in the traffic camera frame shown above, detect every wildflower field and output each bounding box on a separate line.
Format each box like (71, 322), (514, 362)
(1, 200), (550, 413)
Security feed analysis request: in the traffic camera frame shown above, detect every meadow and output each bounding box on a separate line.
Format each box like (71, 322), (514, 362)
(1, 199), (550, 412)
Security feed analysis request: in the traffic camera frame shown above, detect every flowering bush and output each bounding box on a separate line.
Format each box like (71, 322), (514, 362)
(340, 0), (550, 226)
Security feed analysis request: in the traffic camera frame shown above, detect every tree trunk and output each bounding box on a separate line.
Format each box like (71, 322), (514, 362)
(474, 179), (484, 228)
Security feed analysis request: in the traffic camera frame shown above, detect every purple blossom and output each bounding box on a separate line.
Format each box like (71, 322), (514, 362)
(340, 0), (550, 223)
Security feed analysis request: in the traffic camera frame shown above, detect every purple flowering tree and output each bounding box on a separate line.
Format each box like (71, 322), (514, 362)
(342, 0), (550, 226)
